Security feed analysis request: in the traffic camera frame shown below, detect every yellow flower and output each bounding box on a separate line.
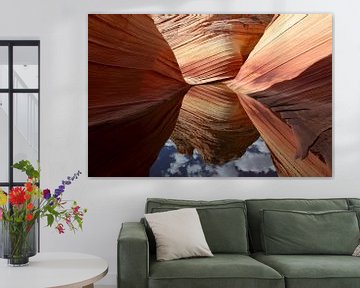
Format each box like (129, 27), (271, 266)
(0, 190), (7, 206)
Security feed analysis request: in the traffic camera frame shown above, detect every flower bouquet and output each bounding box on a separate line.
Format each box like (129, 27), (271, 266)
(0, 160), (87, 266)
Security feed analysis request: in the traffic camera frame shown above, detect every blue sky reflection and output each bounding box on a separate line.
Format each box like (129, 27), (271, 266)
(150, 137), (278, 177)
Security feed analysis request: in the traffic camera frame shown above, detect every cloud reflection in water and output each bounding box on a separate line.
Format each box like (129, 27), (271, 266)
(150, 137), (277, 177)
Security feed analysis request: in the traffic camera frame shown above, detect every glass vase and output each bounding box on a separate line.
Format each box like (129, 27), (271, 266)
(0, 220), (37, 266)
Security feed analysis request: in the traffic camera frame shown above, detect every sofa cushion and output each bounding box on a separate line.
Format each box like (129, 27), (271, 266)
(347, 198), (360, 207)
(349, 205), (360, 227)
(353, 244), (360, 256)
(145, 208), (213, 261)
(246, 198), (349, 252)
(252, 252), (360, 288)
(346, 199), (360, 228)
(146, 198), (249, 254)
(261, 209), (359, 255)
(149, 254), (284, 288)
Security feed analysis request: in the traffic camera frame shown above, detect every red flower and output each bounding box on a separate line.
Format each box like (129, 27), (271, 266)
(24, 193), (31, 200)
(26, 214), (33, 221)
(65, 214), (71, 225)
(25, 182), (33, 192)
(72, 205), (80, 215)
(9, 187), (26, 205)
(56, 223), (65, 234)
(26, 203), (34, 210)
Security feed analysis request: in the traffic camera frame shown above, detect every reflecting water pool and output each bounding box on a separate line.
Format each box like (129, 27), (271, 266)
(150, 137), (278, 177)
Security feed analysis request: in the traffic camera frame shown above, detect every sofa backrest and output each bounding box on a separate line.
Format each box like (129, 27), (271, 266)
(245, 198), (350, 252)
(347, 198), (360, 229)
(348, 198), (360, 207)
(145, 198), (249, 254)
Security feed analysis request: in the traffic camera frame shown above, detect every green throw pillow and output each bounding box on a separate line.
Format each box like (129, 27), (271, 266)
(261, 209), (360, 255)
(150, 206), (249, 254)
(349, 205), (360, 228)
(145, 199), (249, 254)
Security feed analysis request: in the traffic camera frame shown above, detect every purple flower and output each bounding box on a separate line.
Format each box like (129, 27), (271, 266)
(54, 189), (63, 199)
(54, 171), (82, 199)
(43, 189), (51, 200)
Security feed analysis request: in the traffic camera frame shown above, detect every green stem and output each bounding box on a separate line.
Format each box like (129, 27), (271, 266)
(8, 222), (31, 259)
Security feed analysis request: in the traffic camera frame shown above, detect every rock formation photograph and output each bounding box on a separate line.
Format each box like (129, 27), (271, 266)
(88, 14), (332, 177)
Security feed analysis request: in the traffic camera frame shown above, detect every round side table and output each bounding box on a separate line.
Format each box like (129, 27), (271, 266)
(0, 252), (108, 288)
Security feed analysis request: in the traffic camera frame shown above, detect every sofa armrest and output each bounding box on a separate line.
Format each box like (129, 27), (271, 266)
(118, 222), (149, 288)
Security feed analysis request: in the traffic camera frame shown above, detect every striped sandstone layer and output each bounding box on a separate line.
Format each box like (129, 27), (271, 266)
(229, 14), (332, 176)
(88, 14), (190, 176)
(152, 14), (274, 85)
(171, 83), (259, 165)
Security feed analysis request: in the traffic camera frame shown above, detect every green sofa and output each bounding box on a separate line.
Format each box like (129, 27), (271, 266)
(118, 198), (360, 288)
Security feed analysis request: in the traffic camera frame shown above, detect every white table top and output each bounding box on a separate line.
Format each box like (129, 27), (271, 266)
(0, 252), (108, 288)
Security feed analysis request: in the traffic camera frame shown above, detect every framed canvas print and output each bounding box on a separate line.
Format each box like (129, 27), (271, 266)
(88, 14), (332, 177)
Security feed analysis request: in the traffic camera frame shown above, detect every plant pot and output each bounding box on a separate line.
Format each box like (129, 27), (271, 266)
(0, 220), (37, 266)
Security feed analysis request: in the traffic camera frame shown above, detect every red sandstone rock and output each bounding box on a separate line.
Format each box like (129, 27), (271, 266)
(171, 83), (259, 165)
(229, 14), (332, 176)
(152, 14), (274, 85)
(237, 94), (331, 177)
(88, 14), (190, 176)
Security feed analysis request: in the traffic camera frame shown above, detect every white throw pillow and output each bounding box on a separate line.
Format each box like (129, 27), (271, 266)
(145, 208), (213, 261)
(353, 244), (360, 256)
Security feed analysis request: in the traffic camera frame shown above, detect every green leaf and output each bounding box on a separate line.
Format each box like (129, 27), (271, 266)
(47, 214), (54, 227)
(75, 216), (83, 230)
(12, 160), (40, 180)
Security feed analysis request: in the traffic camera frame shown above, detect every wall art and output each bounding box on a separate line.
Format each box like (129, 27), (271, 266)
(88, 14), (332, 177)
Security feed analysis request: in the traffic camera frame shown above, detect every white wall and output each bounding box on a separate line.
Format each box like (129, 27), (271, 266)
(1, 0), (360, 286)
